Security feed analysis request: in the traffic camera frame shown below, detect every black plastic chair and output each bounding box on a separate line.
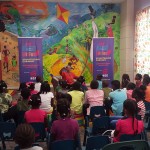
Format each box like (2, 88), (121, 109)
(102, 140), (150, 150)
(30, 122), (46, 141)
(51, 140), (76, 150)
(86, 135), (110, 150)
(120, 134), (141, 142)
(0, 122), (16, 149)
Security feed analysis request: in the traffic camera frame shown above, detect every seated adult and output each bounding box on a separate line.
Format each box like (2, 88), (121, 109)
(109, 80), (127, 116)
(113, 99), (144, 142)
(61, 64), (78, 86)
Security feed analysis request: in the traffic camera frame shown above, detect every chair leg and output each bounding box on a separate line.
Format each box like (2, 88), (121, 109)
(83, 130), (87, 146)
(2, 140), (6, 150)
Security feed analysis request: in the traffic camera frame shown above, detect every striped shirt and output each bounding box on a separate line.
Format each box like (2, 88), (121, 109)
(137, 100), (146, 120)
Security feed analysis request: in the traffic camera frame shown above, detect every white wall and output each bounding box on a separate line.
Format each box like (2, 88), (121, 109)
(120, 0), (135, 82)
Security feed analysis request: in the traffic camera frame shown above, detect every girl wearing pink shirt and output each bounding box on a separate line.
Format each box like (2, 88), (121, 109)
(84, 80), (104, 115)
(126, 82), (136, 101)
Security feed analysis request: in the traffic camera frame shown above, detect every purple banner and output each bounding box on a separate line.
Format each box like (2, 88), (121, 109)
(18, 37), (43, 83)
(93, 38), (114, 84)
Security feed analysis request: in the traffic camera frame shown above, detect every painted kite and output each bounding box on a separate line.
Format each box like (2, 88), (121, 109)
(56, 3), (70, 24)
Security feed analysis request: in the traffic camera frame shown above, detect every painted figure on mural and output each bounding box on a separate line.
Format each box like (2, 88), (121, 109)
(12, 53), (17, 69)
(2, 45), (10, 72)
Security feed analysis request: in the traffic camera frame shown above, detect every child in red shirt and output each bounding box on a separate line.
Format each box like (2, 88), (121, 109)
(113, 99), (144, 142)
(24, 94), (47, 123)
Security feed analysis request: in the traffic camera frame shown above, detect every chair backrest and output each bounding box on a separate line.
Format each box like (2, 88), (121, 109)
(0, 122), (16, 140)
(30, 122), (46, 141)
(90, 106), (106, 119)
(120, 134), (141, 142)
(51, 140), (76, 150)
(144, 102), (150, 111)
(14, 143), (40, 150)
(92, 116), (110, 135)
(102, 140), (150, 150)
(86, 135), (110, 150)
(17, 111), (26, 125)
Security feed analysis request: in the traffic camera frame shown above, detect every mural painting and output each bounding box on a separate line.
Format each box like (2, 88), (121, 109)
(0, 2), (120, 83)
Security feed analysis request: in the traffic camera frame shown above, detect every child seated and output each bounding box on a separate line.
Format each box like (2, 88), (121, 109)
(50, 98), (81, 149)
(126, 82), (136, 100)
(113, 99), (144, 142)
(14, 123), (43, 150)
(24, 94), (47, 123)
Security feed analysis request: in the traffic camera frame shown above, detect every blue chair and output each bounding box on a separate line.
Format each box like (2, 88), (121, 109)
(51, 140), (76, 150)
(0, 122), (16, 149)
(102, 140), (150, 150)
(30, 122), (46, 141)
(86, 135), (110, 150)
(109, 116), (123, 129)
(120, 134), (141, 142)
(83, 116), (110, 146)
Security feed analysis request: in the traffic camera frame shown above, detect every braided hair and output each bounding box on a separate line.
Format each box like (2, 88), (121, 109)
(14, 123), (35, 149)
(123, 99), (139, 134)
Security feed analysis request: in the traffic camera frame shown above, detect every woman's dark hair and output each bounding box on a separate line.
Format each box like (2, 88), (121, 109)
(40, 82), (51, 93)
(122, 74), (130, 88)
(21, 88), (30, 100)
(135, 73), (142, 80)
(132, 85), (146, 101)
(111, 80), (120, 90)
(72, 81), (81, 91)
(28, 94), (41, 108)
(96, 74), (103, 81)
(14, 123), (35, 149)
(123, 99), (138, 134)
(90, 80), (99, 89)
(57, 98), (70, 119)
(126, 82), (136, 90)
(102, 80), (109, 88)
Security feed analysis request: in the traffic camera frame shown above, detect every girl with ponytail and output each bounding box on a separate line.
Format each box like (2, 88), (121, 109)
(113, 99), (144, 142)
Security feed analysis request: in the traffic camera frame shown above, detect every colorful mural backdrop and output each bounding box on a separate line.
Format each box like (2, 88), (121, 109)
(0, 31), (19, 88)
(135, 7), (150, 75)
(0, 2), (120, 83)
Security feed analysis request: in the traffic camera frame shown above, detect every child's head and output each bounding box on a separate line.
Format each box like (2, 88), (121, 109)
(21, 88), (30, 100)
(40, 82), (51, 93)
(135, 73), (142, 81)
(111, 80), (120, 90)
(90, 80), (99, 89)
(29, 94), (41, 108)
(59, 80), (67, 89)
(56, 93), (72, 105)
(36, 76), (42, 83)
(102, 80), (109, 88)
(132, 86), (146, 101)
(143, 75), (150, 86)
(77, 76), (85, 84)
(28, 83), (35, 90)
(57, 98), (70, 119)
(96, 74), (103, 81)
(123, 99), (138, 117)
(72, 81), (81, 91)
(126, 82), (136, 90)
(19, 82), (27, 91)
(14, 123), (35, 149)
(122, 74), (130, 81)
